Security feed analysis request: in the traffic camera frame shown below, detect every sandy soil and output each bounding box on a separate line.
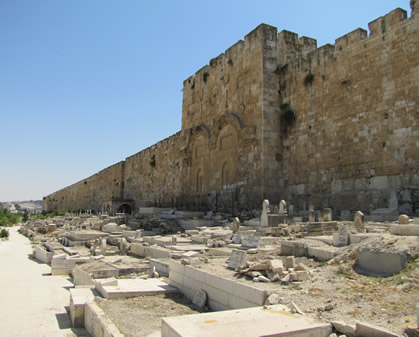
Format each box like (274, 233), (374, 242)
(96, 293), (203, 337)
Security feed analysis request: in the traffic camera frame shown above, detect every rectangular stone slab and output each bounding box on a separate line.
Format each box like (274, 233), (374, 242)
(97, 278), (178, 299)
(162, 305), (332, 337)
(169, 245), (208, 252)
(68, 231), (109, 241)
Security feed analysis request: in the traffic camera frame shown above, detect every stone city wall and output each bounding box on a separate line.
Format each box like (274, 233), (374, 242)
(43, 4), (418, 215)
(123, 132), (184, 209)
(271, 7), (418, 213)
(180, 24), (270, 210)
(43, 161), (125, 212)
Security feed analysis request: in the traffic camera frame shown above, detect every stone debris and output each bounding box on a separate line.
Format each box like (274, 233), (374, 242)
(269, 259), (284, 274)
(331, 321), (356, 337)
(256, 275), (271, 282)
(265, 293), (281, 305)
(234, 256), (312, 284)
(290, 301), (305, 315)
(285, 256), (296, 269)
(17, 195), (419, 336)
(317, 303), (335, 312)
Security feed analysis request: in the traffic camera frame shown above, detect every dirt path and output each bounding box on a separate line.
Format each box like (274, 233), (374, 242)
(0, 227), (88, 337)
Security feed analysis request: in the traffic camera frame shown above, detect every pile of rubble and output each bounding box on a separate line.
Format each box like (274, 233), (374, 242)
(235, 256), (312, 283)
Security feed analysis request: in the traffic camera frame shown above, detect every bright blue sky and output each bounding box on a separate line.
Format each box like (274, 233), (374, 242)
(0, 1), (409, 202)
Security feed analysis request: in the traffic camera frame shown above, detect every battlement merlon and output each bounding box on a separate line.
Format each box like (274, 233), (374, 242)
(182, 23), (277, 88)
(369, 8), (408, 36)
(335, 28), (368, 52)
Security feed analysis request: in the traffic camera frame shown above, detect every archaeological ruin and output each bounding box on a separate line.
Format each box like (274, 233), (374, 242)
(3, 3), (419, 337)
(43, 4), (418, 217)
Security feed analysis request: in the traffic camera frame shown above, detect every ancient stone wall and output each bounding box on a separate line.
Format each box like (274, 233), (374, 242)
(123, 132), (184, 209)
(272, 7), (418, 213)
(43, 161), (125, 212)
(180, 25), (268, 209)
(43, 4), (418, 215)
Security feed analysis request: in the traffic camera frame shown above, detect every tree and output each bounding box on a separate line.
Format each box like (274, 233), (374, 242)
(23, 209), (29, 222)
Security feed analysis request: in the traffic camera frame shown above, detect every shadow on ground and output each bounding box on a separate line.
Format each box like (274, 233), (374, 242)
(55, 312), (90, 337)
(27, 254), (44, 265)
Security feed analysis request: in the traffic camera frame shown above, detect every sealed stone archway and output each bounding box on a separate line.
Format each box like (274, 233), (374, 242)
(102, 198), (135, 215)
(117, 203), (133, 214)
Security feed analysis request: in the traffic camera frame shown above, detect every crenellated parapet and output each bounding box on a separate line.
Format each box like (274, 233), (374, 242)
(275, 4), (418, 213)
(43, 2), (418, 214)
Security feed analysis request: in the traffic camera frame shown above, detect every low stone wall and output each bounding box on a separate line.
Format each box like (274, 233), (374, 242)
(149, 258), (169, 277)
(130, 244), (171, 259)
(280, 240), (339, 261)
(34, 245), (54, 264)
(84, 301), (124, 337)
(73, 267), (95, 286)
(390, 224), (419, 236)
(169, 261), (267, 311)
(356, 248), (408, 277)
(51, 255), (90, 276)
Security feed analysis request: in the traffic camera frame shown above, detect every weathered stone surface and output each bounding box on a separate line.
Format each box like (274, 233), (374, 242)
(265, 293), (281, 305)
(331, 321), (356, 337)
(43, 8), (418, 216)
(241, 233), (260, 248)
(257, 275), (271, 282)
(354, 211), (365, 232)
(398, 214), (410, 224)
(232, 217), (240, 233)
(323, 208), (332, 221)
(228, 250), (247, 270)
(333, 224), (349, 247)
(246, 271), (261, 278)
(261, 200), (270, 227)
(249, 261), (270, 271)
(355, 321), (399, 337)
(269, 260), (284, 274)
(192, 289), (207, 308)
(285, 256), (296, 269)
(290, 271), (308, 281)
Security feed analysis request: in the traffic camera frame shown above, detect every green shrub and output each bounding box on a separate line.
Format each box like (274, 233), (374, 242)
(0, 208), (21, 226)
(31, 209), (69, 220)
(280, 103), (296, 133)
(0, 228), (9, 238)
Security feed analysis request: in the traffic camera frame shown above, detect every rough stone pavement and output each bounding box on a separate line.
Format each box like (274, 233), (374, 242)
(0, 227), (89, 337)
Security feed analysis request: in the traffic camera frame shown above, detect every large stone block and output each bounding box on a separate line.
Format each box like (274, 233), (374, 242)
(356, 248), (408, 276)
(390, 224), (419, 236)
(202, 284), (230, 308)
(355, 321), (399, 337)
(205, 273), (233, 293)
(231, 281), (266, 305)
(184, 265), (206, 283)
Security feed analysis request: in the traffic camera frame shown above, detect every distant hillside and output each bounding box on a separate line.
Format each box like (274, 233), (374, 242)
(16, 200), (42, 211)
(0, 200), (43, 212)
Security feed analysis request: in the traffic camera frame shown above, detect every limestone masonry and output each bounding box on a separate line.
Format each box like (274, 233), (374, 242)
(44, 3), (418, 215)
